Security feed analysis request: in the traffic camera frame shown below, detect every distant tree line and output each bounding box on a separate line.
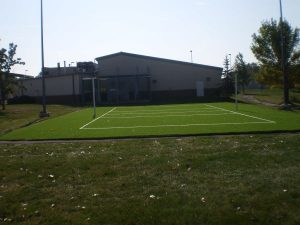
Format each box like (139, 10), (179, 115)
(222, 19), (300, 99)
(0, 43), (25, 110)
(221, 54), (259, 96)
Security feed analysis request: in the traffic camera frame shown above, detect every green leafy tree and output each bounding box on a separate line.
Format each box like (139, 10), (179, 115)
(247, 63), (260, 75)
(233, 53), (252, 93)
(221, 55), (234, 96)
(251, 19), (300, 88)
(0, 43), (25, 110)
(222, 55), (231, 79)
(292, 64), (300, 88)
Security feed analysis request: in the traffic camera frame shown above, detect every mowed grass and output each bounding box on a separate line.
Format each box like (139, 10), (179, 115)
(0, 134), (300, 224)
(0, 104), (79, 135)
(240, 88), (300, 105)
(1, 102), (300, 140)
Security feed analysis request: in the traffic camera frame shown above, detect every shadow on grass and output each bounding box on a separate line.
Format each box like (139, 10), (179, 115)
(0, 110), (7, 116)
(244, 93), (269, 96)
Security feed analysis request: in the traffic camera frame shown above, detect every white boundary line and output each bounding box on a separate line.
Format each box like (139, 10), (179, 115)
(204, 104), (276, 123)
(79, 107), (117, 130)
(81, 121), (275, 130)
(112, 108), (213, 113)
(104, 112), (233, 119)
(109, 109), (221, 115)
(79, 104), (276, 130)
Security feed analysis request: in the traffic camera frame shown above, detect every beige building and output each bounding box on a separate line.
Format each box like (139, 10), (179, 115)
(18, 52), (223, 104)
(95, 52), (222, 103)
(17, 65), (82, 104)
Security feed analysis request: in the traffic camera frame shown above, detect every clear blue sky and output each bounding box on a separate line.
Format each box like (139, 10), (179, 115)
(1, 0), (300, 76)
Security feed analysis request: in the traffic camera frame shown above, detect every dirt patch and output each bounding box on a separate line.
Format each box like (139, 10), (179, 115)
(239, 95), (278, 107)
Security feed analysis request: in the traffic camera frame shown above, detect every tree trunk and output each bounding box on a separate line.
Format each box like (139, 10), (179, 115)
(1, 91), (6, 110)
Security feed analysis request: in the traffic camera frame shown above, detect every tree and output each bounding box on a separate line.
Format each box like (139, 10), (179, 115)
(221, 55), (234, 96)
(233, 53), (252, 94)
(251, 19), (300, 92)
(222, 55), (231, 79)
(0, 43), (25, 110)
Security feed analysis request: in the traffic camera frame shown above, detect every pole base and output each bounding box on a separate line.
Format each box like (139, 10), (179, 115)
(39, 111), (50, 118)
(279, 104), (293, 110)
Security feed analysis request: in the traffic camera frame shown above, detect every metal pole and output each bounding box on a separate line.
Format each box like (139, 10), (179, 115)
(235, 68), (238, 111)
(40, 0), (48, 117)
(279, 0), (289, 107)
(229, 54), (237, 110)
(71, 62), (76, 105)
(190, 50), (193, 63)
(92, 78), (96, 119)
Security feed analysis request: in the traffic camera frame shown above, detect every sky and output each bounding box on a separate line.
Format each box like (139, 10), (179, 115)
(1, 0), (300, 76)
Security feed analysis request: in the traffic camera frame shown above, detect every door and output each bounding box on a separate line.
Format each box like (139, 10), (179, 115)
(196, 81), (204, 97)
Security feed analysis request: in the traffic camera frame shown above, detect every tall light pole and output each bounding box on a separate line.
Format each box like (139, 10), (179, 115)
(82, 77), (97, 119)
(71, 62), (76, 105)
(279, 0), (289, 107)
(190, 50), (193, 63)
(229, 54), (237, 110)
(21, 70), (28, 96)
(40, 0), (49, 117)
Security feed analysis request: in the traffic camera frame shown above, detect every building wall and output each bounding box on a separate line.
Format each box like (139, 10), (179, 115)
(44, 66), (77, 76)
(20, 74), (81, 97)
(15, 53), (223, 104)
(97, 54), (222, 92)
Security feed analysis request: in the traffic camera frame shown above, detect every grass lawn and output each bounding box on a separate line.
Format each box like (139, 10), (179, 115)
(1, 102), (300, 140)
(240, 88), (300, 105)
(0, 134), (300, 224)
(0, 104), (79, 135)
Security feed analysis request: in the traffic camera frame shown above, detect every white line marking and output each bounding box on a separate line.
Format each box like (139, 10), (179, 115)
(113, 107), (211, 113)
(109, 109), (222, 115)
(104, 112), (234, 119)
(112, 108), (216, 113)
(79, 107), (117, 130)
(127, 104), (207, 108)
(204, 104), (276, 123)
(80, 104), (276, 130)
(81, 121), (275, 130)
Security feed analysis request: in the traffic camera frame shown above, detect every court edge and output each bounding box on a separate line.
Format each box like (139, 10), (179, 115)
(1, 130), (299, 144)
(79, 104), (276, 130)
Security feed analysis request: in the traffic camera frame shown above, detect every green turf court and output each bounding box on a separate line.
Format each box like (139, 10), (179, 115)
(1, 102), (300, 140)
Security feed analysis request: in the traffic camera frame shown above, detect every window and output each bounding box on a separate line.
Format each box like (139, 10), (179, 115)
(206, 77), (211, 82)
